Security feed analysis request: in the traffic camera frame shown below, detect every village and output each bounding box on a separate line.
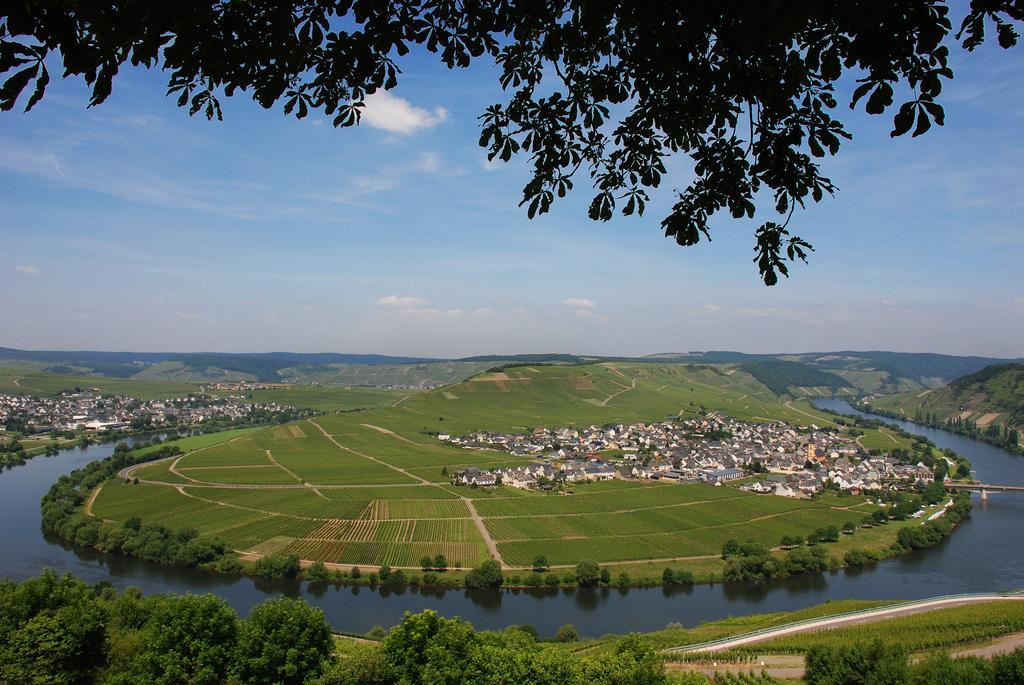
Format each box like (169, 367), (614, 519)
(0, 390), (297, 434)
(442, 414), (936, 498)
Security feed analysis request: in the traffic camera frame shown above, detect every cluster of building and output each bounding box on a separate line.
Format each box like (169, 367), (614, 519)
(0, 390), (294, 434)
(443, 414), (935, 497)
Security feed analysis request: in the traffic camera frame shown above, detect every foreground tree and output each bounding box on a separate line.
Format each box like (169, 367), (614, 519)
(0, 571), (107, 685)
(232, 597), (333, 685)
(2, 2), (1022, 283)
(130, 594), (239, 685)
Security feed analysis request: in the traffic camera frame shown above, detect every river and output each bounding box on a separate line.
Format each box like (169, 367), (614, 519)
(1, 403), (1021, 637)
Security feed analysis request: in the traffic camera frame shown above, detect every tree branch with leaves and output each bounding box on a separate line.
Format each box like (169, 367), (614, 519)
(2, 1), (1021, 283)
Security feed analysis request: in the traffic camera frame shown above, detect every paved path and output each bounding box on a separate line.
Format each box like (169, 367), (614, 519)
(667, 595), (1024, 654)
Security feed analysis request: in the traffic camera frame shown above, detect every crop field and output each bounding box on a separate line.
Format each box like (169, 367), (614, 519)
(92, 363), (890, 570)
(0, 366), (197, 399)
(216, 385), (416, 411)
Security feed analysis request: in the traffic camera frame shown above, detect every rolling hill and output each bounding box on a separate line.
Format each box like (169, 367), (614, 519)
(2, 345), (1019, 395)
(654, 350), (1022, 394)
(870, 363), (1024, 429)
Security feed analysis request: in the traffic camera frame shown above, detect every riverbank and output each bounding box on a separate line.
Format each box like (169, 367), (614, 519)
(60, 435), (972, 590)
(857, 400), (1023, 457)
(5, 568), (1023, 684)
(0, 416), (303, 470)
(2, 398), (1022, 637)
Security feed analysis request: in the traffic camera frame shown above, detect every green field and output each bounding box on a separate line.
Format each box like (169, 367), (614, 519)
(870, 363), (1024, 430)
(0, 367), (198, 399)
(0, 365), (420, 413)
(89, 363), (899, 572)
(212, 385), (416, 411)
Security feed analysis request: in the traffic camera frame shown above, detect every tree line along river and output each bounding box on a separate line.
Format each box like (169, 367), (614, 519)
(1, 399), (1021, 638)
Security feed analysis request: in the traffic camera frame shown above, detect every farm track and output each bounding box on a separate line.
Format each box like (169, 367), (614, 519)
(264, 449), (305, 484)
(308, 418), (432, 485)
(108, 413), (862, 572)
(84, 485), (103, 517)
(783, 400), (832, 423)
(360, 423), (430, 447)
(599, 378), (637, 406)
(488, 507), (822, 545)
(465, 498), (504, 566)
(479, 493), (762, 520)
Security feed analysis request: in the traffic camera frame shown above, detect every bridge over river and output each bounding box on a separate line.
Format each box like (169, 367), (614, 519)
(946, 482), (1024, 500)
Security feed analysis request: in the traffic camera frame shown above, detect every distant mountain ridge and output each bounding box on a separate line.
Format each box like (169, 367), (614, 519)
(0, 347), (445, 383)
(0, 346), (1019, 391)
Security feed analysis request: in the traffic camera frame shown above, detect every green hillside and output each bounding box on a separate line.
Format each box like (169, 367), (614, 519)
(65, 362), (883, 582)
(4, 346), (1018, 391)
(871, 363), (1024, 430)
(0, 366), (417, 411)
(738, 360), (852, 397)
(655, 351), (1024, 394)
(0, 367), (198, 400)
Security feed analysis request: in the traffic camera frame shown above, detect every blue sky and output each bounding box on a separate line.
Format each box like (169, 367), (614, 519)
(1, 33), (1022, 358)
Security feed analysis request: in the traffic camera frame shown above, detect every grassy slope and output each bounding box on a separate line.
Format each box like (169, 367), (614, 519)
(0, 365), (418, 411)
(214, 385), (416, 411)
(0, 367), (198, 399)
(87, 363), (897, 576)
(872, 363), (1024, 428)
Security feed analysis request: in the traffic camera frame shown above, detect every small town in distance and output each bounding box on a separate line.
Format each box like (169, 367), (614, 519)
(445, 414), (939, 500)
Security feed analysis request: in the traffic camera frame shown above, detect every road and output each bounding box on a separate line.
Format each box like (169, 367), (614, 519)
(667, 627), (1024, 680)
(666, 594), (1024, 654)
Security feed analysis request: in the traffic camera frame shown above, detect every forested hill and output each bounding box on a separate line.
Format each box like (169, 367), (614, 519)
(738, 360), (851, 396)
(871, 363), (1024, 430)
(655, 350), (1022, 394)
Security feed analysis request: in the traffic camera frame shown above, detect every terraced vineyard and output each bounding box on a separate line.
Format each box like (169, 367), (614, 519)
(89, 363), (871, 571)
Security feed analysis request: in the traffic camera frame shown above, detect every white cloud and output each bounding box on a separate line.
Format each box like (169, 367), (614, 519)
(375, 297), (498, 320)
(351, 176), (395, 193)
(576, 309), (611, 322)
(701, 304), (721, 312)
(376, 295), (430, 308)
(416, 152), (441, 173)
(0, 141), (65, 178)
(562, 297), (596, 309)
(15, 265), (40, 275)
(361, 91), (449, 135)
(399, 307), (463, 318)
(1013, 297), (1024, 307)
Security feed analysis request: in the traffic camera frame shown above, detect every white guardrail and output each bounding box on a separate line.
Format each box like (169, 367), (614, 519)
(663, 591), (1024, 653)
